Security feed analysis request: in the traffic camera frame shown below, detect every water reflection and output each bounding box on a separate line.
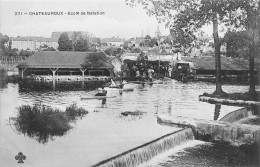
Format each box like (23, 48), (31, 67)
(214, 104), (221, 120)
(120, 110), (146, 121)
(101, 98), (107, 108)
(0, 69), (8, 88)
(11, 104), (88, 144)
(18, 79), (106, 92)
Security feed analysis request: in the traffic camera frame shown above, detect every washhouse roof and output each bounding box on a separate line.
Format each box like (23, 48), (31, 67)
(182, 56), (259, 71)
(17, 51), (114, 69)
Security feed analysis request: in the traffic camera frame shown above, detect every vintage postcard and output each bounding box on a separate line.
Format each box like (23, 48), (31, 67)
(1, 0), (259, 167)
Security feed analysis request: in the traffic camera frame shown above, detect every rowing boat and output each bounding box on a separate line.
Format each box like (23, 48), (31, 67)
(80, 95), (117, 100)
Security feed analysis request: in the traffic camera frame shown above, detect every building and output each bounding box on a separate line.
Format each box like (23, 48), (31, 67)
(11, 37), (36, 50)
(10, 36), (58, 51)
(120, 52), (140, 61)
(17, 51), (115, 80)
(101, 37), (125, 47)
(106, 55), (122, 75)
(35, 37), (58, 50)
(181, 56), (259, 76)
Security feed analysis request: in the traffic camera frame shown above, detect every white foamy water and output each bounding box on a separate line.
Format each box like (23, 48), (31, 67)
(138, 140), (207, 167)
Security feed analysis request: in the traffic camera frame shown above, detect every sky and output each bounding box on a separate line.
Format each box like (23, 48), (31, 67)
(0, 0), (174, 39)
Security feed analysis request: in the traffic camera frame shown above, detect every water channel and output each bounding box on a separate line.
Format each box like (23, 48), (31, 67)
(0, 79), (250, 166)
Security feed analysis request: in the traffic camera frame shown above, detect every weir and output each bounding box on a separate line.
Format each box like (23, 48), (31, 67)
(219, 108), (253, 123)
(158, 115), (260, 145)
(93, 128), (194, 167)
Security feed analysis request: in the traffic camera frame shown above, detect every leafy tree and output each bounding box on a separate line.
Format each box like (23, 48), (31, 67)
(131, 47), (142, 53)
(104, 47), (125, 56)
(144, 35), (151, 40)
(92, 38), (101, 47)
(125, 0), (253, 97)
(82, 52), (107, 67)
(221, 0), (259, 93)
(71, 32), (82, 51)
(148, 38), (158, 47)
(163, 35), (174, 45)
(74, 36), (89, 52)
(242, 0), (259, 94)
(123, 40), (131, 49)
(42, 47), (56, 51)
(224, 31), (250, 58)
(0, 33), (9, 54)
(58, 32), (72, 51)
(19, 50), (34, 57)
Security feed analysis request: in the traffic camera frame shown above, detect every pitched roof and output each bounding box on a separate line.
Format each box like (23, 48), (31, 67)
(17, 51), (114, 69)
(101, 37), (125, 43)
(182, 56), (259, 71)
(11, 36), (57, 42)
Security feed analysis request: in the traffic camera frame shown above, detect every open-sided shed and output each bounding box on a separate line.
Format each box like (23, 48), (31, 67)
(17, 51), (114, 79)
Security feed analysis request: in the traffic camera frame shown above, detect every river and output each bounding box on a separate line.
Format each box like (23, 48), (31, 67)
(0, 79), (248, 167)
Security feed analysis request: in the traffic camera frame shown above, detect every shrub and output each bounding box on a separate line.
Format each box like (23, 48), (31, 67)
(13, 104), (88, 144)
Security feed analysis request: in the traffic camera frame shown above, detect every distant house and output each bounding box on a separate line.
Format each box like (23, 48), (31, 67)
(11, 36), (58, 51)
(120, 52), (140, 61)
(106, 55), (122, 75)
(17, 51), (114, 79)
(101, 37), (125, 47)
(11, 37), (36, 50)
(35, 37), (58, 50)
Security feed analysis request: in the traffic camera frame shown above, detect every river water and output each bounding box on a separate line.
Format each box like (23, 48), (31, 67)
(0, 79), (249, 167)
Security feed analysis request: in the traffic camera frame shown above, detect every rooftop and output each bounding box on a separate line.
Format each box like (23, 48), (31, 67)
(182, 56), (260, 71)
(17, 51), (114, 69)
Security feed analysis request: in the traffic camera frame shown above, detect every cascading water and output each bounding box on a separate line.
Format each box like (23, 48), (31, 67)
(219, 108), (252, 123)
(93, 128), (194, 167)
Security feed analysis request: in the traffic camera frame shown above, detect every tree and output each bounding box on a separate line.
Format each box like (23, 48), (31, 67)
(244, 0), (259, 94)
(221, 0), (259, 94)
(224, 31), (250, 58)
(82, 52), (107, 67)
(123, 40), (131, 49)
(131, 47), (142, 53)
(58, 32), (72, 51)
(0, 33), (9, 54)
(104, 47), (125, 56)
(144, 35), (151, 40)
(149, 38), (158, 47)
(42, 47), (56, 51)
(71, 32), (82, 51)
(92, 38), (101, 47)
(74, 36), (89, 51)
(125, 0), (247, 97)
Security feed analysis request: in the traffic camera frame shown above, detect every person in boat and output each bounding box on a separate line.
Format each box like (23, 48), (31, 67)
(110, 78), (124, 88)
(95, 87), (107, 96)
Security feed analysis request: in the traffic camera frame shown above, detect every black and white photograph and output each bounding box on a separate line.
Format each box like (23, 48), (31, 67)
(0, 0), (259, 166)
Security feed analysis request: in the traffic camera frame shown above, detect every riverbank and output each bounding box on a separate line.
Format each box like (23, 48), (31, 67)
(203, 91), (260, 101)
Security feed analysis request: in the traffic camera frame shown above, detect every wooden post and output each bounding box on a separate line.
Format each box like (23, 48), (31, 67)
(21, 68), (27, 79)
(108, 69), (113, 78)
(80, 68), (86, 80)
(50, 68), (58, 79)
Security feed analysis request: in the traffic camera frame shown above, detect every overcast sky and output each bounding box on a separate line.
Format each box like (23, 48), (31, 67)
(0, 0), (175, 39)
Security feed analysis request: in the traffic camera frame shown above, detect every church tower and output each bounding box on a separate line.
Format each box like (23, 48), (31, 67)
(155, 25), (161, 38)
